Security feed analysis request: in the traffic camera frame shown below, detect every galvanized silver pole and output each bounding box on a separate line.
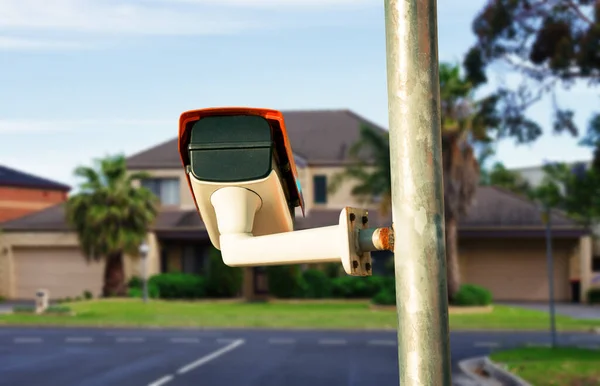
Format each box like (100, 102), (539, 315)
(384, 0), (452, 385)
(142, 254), (148, 303)
(544, 208), (557, 348)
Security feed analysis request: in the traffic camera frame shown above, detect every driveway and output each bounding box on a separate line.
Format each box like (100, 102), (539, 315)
(504, 302), (600, 320)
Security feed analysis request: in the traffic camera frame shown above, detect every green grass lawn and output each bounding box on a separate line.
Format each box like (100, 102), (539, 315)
(490, 347), (600, 386)
(0, 299), (599, 331)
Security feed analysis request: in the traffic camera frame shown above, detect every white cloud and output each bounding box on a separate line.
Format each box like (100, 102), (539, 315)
(0, 36), (86, 50)
(0, 0), (257, 36)
(0, 119), (174, 133)
(162, 0), (372, 8)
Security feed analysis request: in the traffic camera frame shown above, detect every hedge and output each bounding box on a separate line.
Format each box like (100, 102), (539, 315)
(452, 284), (493, 306)
(588, 288), (600, 304)
(267, 265), (306, 298)
(148, 273), (206, 299)
(302, 269), (333, 298)
(205, 248), (243, 298)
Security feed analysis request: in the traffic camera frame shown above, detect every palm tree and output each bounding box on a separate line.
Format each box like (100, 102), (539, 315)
(331, 63), (489, 301)
(66, 154), (158, 297)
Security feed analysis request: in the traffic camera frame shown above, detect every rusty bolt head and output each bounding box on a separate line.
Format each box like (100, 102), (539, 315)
(352, 260), (359, 269)
(349, 213), (356, 222)
(361, 216), (368, 225)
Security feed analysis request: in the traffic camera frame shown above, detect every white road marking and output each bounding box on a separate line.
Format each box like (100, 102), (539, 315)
(473, 342), (500, 348)
(147, 375), (174, 386)
(268, 338), (296, 344)
(66, 337), (93, 343)
(177, 339), (245, 375)
(367, 339), (396, 346)
(170, 337), (200, 344)
(116, 337), (146, 343)
(14, 337), (42, 343)
(318, 339), (347, 345)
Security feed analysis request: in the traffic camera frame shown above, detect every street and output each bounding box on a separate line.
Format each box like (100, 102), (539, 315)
(1, 327), (599, 386)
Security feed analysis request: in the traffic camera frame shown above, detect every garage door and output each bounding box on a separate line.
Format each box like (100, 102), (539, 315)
(463, 240), (570, 302)
(15, 247), (105, 300)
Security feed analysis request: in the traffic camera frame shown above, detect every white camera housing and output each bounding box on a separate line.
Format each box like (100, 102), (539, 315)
(178, 107), (373, 276)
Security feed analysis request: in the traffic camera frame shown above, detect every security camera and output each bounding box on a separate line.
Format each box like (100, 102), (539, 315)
(179, 107), (391, 276)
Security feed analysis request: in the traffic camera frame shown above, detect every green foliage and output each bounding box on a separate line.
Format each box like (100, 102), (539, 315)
(13, 305), (35, 313)
(481, 162), (532, 197)
(301, 269), (332, 299)
(149, 273), (206, 299)
(587, 288), (600, 304)
(465, 1), (598, 142)
(46, 305), (72, 314)
(127, 285), (160, 299)
(324, 263), (342, 279)
(66, 154), (159, 260)
(529, 162), (600, 227)
(205, 248), (243, 298)
(452, 284), (493, 306)
(66, 154), (159, 297)
(266, 265), (306, 298)
(83, 290), (93, 300)
(372, 289), (396, 306)
(331, 276), (386, 298)
(128, 276), (143, 289)
(371, 277), (396, 305)
(0, 296), (5, 303)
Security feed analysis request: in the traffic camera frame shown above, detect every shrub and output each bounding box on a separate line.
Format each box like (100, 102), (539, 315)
(301, 269), (332, 298)
(452, 284), (493, 306)
(46, 305), (71, 314)
(127, 284), (160, 299)
(13, 305), (35, 313)
(372, 289), (396, 305)
(205, 248), (243, 298)
(0, 296), (5, 303)
(324, 263), (342, 278)
(588, 288), (600, 304)
(149, 273), (206, 299)
(65, 297), (73, 303)
(267, 265), (306, 298)
(83, 290), (93, 300)
(331, 276), (386, 298)
(128, 276), (143, 289)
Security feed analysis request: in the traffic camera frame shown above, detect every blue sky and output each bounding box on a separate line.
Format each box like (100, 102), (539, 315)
(0, 0), (597, 188)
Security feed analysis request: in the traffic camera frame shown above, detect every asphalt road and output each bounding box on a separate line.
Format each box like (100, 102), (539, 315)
(1, 327), (599, 386)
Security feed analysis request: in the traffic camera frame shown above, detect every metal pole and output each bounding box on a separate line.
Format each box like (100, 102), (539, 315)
(142, 254), (148, 303)
(544, 208), (557, 348)
(384, 1), (452, 385)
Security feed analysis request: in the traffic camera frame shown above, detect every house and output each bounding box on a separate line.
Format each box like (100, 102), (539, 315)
(510, 161), (600, 294)
(0, 165), (70, 222)
(0, 110), (595, 302)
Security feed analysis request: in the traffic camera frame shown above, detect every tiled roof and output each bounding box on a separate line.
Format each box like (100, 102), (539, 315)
(125, 109), (386, 169)
(0, 186), (584, 238)
(0, 165), (70, 191)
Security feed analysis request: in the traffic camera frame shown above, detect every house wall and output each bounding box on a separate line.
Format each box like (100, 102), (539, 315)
(130, 169), (196, 211)
(0, 231), (157, 299)
(130, 164), (378, 213)
(0, 186), (68, 222)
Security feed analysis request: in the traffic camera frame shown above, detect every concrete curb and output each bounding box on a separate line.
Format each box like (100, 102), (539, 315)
(458, 356), (532, 386)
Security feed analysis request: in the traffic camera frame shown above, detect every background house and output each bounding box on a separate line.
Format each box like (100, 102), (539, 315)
(0, 165), (70, 223)
(509, 162), (600, 290)
(0, 110), (594, 302)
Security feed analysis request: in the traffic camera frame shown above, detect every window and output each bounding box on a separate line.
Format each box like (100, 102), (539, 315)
(313, 175), (327, 204)
(141, 178), (180, 206)
(181, 245), (209, 275)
